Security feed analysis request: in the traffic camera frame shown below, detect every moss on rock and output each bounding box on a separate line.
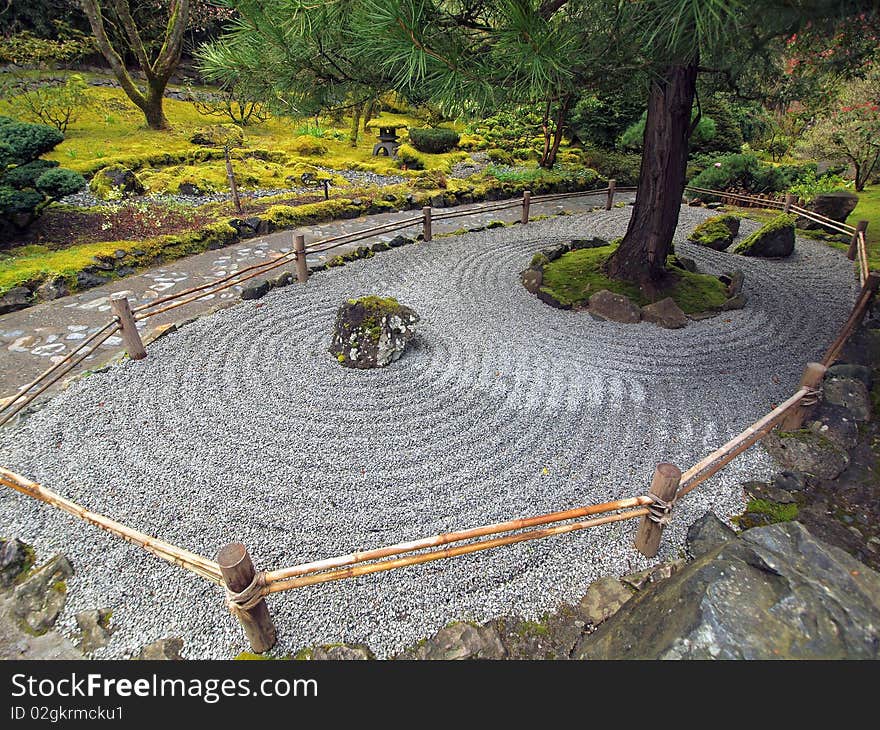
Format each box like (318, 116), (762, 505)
(689, 214), (740, 250)
(733, 214), (796, 257)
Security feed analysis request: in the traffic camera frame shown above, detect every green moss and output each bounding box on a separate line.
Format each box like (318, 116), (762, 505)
(732, 213), (796, 254)
(689, 215), (739, 249)
(735, 498), (799, 527)
(539, 245), (728, 314)
(529, 252), (550, 268)
(52, 579), (67, 594)
(293, 647), (314, 661)
(234, 651), (273, 660)
(396, 143), (426, 170)
(516, 618), (550, 637)
(265, 198), (364, 228)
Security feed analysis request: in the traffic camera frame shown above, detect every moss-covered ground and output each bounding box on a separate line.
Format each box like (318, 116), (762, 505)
(539, 244), (729, 314)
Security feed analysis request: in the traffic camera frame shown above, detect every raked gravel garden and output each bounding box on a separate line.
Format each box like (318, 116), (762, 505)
(0, 205), (858, 659)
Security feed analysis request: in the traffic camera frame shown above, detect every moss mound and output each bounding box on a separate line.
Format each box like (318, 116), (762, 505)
(539, 245), (729, 314)
(689, 214), (740, 250)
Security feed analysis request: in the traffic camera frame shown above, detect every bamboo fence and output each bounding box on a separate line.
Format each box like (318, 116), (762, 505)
(0, 181), (875, 652)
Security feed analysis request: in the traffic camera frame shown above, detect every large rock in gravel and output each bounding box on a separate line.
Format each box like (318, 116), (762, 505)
(575, 522), (880, 659)
(588, 290), (641, 323)
(0, 538), (34, 589)
(11, 554), (73, 635)
(763, 428), (849, 479)
(135, 637), (184, 660)
(733, 214), (795, 257)
(799, 192), (859, 231)
(329, 296), (419, 369)
(641, 297), (688, 329)
(399, 621), (505, 660)
(688, 214), (740, 250)
(76, 608), (113, 653)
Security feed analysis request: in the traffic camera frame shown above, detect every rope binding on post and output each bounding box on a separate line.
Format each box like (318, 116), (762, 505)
(646, 491), (676, 525)
(800, 386), (822, 407)
(225, 571), (267, 616)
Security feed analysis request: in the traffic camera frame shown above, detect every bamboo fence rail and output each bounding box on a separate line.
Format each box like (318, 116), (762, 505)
(0, 181), (877, 653)
(0, 467), (221, 583)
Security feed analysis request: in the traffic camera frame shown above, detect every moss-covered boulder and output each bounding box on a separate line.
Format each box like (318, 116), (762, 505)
(289, 135), (328, 156)
(688, 214), (741, 250)
(732, 214), (795, 257)
(189, 124), (244, 148)
(329, 296), (420, 369)
(762, 428), (849, 479)
(89, 164), (145, 200)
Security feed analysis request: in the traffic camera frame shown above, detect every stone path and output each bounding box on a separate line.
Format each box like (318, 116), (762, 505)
(0, 193), (620, 403)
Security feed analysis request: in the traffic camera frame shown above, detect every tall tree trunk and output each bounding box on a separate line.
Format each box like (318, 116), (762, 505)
(142, 84), (170, 130)
(542, 96), (571, 170)
(606, 63), (698, 285)
(350, 102), (363, 147)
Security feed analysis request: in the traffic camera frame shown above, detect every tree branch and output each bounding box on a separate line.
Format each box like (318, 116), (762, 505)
(110, 0), (154, 81)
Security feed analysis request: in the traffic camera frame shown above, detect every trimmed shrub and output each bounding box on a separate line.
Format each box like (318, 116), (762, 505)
(580, 149), (641, 186)
(0, 116), (84, 241)
(408, 127), (460, 154)
(486, 147), (514, 165)
(396, 143), (426, 170)
(189, 124), (245, 148)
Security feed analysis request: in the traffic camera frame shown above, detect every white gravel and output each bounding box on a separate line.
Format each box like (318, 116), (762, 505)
(0, 205), (858, 658)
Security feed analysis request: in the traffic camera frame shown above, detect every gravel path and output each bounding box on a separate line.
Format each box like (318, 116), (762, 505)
(0, 206), (858, 658)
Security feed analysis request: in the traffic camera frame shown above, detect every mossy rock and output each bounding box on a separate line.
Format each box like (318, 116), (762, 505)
(329, 296), (420, 369)
(732, 214), (795, 258)
(689, 214), (741, 251)
(88, 164), (145, 200)
(189, 124), (245, 148)
(289, 135), (328, 156)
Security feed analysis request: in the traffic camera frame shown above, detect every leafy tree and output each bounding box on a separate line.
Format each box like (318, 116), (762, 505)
(79, 0), (191, 130)
(204, 1), (875, 287)
(4, 75), (90, 133)
(0, 117), (85, 241)
(801, 65), (880, 191)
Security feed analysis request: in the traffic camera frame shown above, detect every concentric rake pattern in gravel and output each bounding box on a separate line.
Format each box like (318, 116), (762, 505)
(0, 206), (858, 658)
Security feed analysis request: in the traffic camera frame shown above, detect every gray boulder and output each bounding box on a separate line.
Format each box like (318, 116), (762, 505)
(520, 268), (543, 295)
(329, 296), (419, 369)
(576, 522), (880, 659)
(763, 428), (849, 479)
(823, 376), (871, 421)
(641, 297), (688, 329)
(0, 538), (34, 589)
(241, 280), (270, 300)
(827, 363), (873, 390)
(11, 554), (73, 635)
(733, 214), (795, 257)
(89, 164), (145, 200)
(799, 192), (859, 232)
(36, 276), (70, 301)
(588, 290), (641, 324)
(76, 608), (113, 653)
(685, 511), (737, 559)
(399, 621), (505, 660)
(0, 286), (32, 315)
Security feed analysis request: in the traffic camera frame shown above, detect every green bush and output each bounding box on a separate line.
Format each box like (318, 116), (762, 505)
(787, 169), (850, 203)
(689, 152), (816, 195)
(289, 135), (328, 156)
(408, 127), (460, 154)
(580, 149), (641, 186)
(0, 117), (84, 242)
(486, 147), (514, 165)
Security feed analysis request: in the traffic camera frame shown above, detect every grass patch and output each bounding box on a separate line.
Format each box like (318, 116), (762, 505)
(852, 184), (880, 269)
(539, 245), (728, 314)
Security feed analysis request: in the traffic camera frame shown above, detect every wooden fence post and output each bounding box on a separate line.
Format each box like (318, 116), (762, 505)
(109, 294), (146, 360)
(780, 362), (828, 431)
(783, 193), (795, 213)
(605, 179), (616, 210)
(521, 190), (531, 224)
(634, 463), (681, 558)
(848, 220), (868, 261)
(422, 206), (432, 242)
(218, 542), (276, 653)
(294, 234), (309, 283)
